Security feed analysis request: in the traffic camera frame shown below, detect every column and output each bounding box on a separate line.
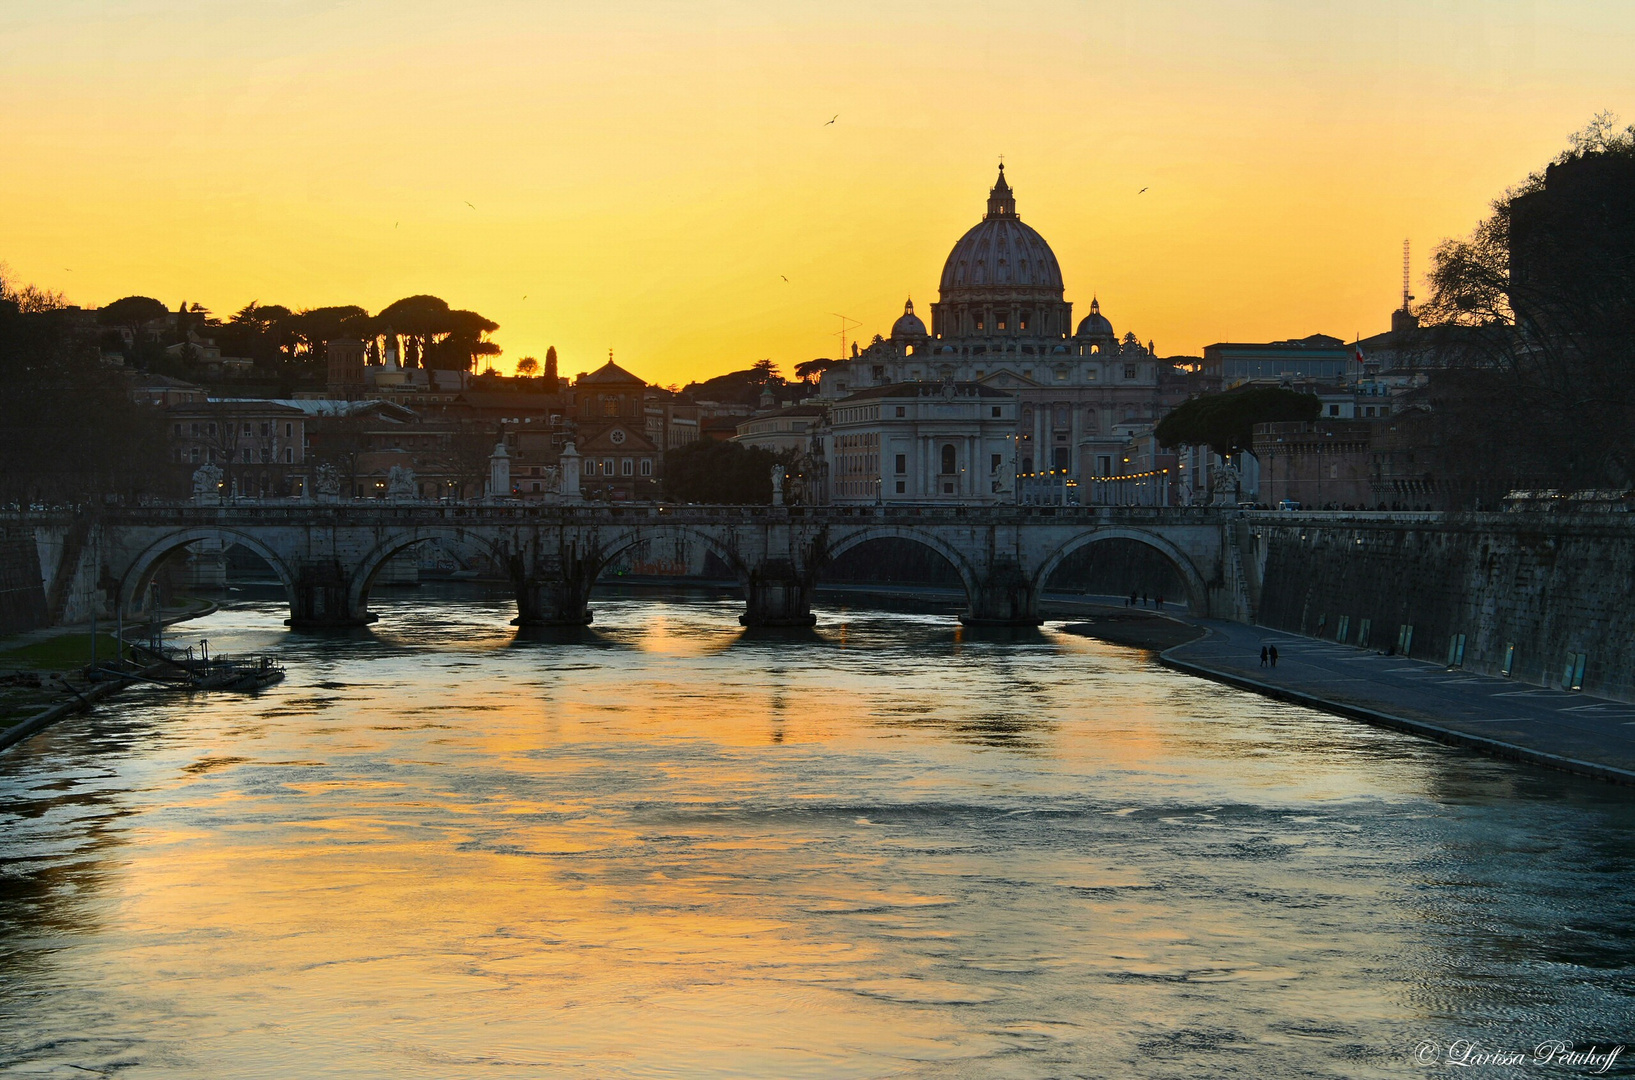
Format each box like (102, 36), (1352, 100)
(1069, 402), (1082, 479)
(1032, 402), (1044, 473)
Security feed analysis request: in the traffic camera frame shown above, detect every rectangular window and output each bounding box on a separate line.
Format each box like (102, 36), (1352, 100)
(190, 447), (200, 463)
(1086, 369), (1097, 381)
(1124, 365), (1137, 379)
(895, 406), (906, 417)
(208, 423), (216, 435)
(991, 453), (1001, 473)
(260, 422), (271, 437)
(583, 459), (595, 475)
(1329, 404), (1341, 416)
(602, 458), (614, 475)
(894, 454), (906, 474)
(284, 448), (293, 463)
(285, 422), (293, 437)
(895, 480), (905, 494)
(991, 406), (1001, 417)
(621, 458), (633, 476)
(243, 423), (253, 436)
(241, 448), (252, 462)
(173, 423), (182, 436)
(640, 459), (652, 476)
(190, 422), (201, 437)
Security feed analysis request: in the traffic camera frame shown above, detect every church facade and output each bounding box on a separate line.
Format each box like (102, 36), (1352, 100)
(817, 166), (1178, 488)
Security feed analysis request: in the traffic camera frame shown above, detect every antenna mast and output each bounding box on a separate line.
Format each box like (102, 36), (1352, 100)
(1401, 238), (1413, 311)
(830, 312), (862, 358)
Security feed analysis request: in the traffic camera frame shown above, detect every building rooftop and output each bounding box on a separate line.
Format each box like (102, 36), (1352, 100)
(839, 381), (1013, 402)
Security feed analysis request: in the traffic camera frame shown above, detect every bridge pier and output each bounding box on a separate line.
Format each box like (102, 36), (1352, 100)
(959, 558), (1042, 627)
(286, 563), (377, 629)
(510, 550), (597, 626)
(513, 576), (595, 626)
(740, 560), (816, 627)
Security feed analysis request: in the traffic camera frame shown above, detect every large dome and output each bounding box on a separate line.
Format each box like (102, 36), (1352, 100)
(938, 166), (1065, 298)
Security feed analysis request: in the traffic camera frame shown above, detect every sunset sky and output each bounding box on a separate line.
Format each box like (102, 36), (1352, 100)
(2, 0), (1631, 386)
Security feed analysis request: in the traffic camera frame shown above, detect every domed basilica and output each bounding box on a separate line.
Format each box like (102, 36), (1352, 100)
(819, 166), (1173, 480)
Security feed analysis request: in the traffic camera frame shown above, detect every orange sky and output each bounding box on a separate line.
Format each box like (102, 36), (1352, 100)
(2, 1), (1631, 386)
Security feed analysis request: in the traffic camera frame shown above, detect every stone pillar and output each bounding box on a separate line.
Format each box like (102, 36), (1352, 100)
(488, 443), (511, 499)
(740, 559), (815, 627)
(285, 562), (375, 629)
(960, 557), (1042, 626)
(559, 442), (582, 500)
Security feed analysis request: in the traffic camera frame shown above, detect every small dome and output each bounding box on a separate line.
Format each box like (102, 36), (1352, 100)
(891, 298), (928, 339)
(1075, 296), (1114, 339)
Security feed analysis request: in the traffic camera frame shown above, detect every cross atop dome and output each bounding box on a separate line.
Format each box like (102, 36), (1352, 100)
(986, 163), (1016, 219)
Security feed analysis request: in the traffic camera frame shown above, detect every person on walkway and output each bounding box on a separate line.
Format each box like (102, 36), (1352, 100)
(1141, 591), (1148, 607)
(1157, 593), (1164, 609)
(1260, 646), (1269, 668)
(1269, 645), (1279, 668)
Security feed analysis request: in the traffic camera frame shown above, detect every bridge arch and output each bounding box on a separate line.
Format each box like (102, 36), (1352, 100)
(819, 525), (982, 602)
(587, 524), (752, 586)
(118, 527), (297, 613)
(348, 527), (512, 617)
(1033, 527), (1211, 615)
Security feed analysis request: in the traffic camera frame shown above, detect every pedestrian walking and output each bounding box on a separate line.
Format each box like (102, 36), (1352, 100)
(1156, 593), (1164, 609)
(1269, 645), (1278, 668)
(1260, 646), (1269, 667)
(1141, 591), (1148, 607)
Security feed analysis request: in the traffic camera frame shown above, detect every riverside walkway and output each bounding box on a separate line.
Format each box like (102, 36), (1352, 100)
(1159, 618), (1635, 786)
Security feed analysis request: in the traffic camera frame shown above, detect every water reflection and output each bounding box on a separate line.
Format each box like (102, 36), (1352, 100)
(1, 589), (1633, 1079)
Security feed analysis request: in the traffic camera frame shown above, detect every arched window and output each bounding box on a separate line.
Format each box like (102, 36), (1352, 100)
(941, 445), (956, 474)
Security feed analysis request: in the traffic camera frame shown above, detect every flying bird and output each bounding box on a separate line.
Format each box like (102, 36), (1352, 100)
(781, 275), (789, 282)
(1138, 187), (1148, 194)
(464, 201), (476, 210)
(825, 115), (837, 126)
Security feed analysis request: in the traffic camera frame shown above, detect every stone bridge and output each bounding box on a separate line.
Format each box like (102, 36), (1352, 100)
(71, 503), (1251, 629)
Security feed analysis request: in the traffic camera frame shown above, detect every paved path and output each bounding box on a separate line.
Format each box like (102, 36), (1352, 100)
(1162, 620), (1635, 786)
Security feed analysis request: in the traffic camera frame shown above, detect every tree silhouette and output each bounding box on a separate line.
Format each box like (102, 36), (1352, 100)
(515, 356), (540, 377)
(1420, 115), (1635, 489)
(1155, 386), (1320, 458)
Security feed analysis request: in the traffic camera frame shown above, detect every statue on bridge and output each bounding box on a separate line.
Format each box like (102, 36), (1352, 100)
(190, 461), (223, 503)
(1210, 461), (1242, 506)
(386, 465), (418, 501)
(314, 463), (342, 502)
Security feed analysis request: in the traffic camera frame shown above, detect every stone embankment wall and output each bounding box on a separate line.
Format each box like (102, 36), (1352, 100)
(0, 526), (48, 634)
(1249, 512), (1635, 701)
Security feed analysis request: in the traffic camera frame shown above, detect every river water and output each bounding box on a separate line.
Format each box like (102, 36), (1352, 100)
(2, 588), (1633, 1078)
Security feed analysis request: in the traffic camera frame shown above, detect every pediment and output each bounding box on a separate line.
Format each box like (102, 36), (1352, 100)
(980, 369), (1041, 388)
(578, 424), (657, 452)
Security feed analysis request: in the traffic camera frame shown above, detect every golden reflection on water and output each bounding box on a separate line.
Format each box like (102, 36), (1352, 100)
(2, 589), (1634, 1078)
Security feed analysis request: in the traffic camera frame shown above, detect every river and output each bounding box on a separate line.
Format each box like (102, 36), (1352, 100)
(2, 588), (1633, 1078)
